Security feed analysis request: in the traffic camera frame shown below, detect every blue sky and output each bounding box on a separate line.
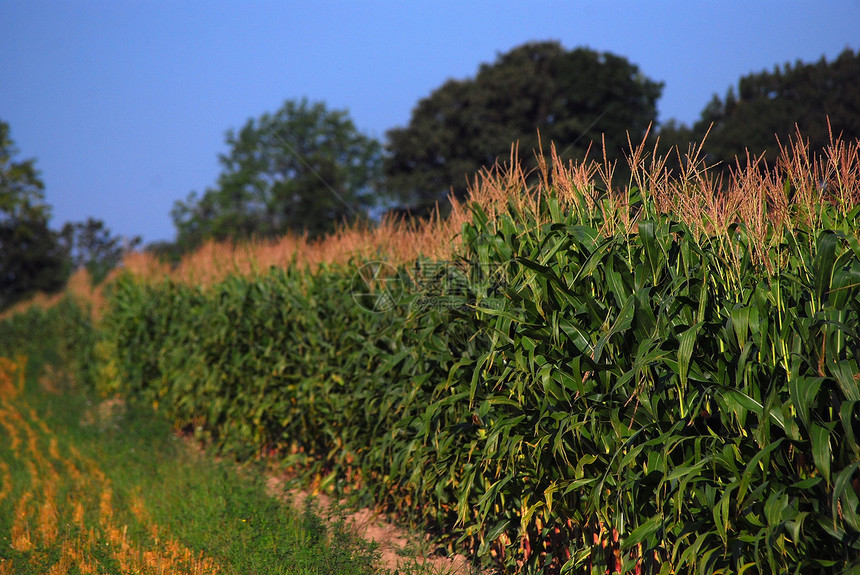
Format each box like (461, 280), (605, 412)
(2, 1), (858, 245)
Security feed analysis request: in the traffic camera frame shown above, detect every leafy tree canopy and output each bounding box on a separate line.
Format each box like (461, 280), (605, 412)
(662, 48), (860, 169)
(59, 217), (141, 285)
(1, 121), (48, 222)
(384, 41), (664, 210)
(0, 119), (67, 309)
(171, 98), (384, 251)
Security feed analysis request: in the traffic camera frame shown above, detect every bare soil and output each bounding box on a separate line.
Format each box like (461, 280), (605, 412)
(266, 475), (475, 574)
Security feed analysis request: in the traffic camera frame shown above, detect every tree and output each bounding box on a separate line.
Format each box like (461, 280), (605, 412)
(0, 120), (68, 310)
(384, 41), (664, 210)
(171, 98), (384, 251)
(59, 218), (141, 285)
(684, 48), (860, 168)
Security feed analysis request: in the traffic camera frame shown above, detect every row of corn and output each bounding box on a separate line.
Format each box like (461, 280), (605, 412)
(6, 135), (860, 573)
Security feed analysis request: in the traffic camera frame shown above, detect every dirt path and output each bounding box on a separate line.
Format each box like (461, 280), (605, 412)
(266, 475), (475, 575)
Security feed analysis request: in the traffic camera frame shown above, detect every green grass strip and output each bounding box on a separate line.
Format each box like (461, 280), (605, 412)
(0, 352), (382, 575)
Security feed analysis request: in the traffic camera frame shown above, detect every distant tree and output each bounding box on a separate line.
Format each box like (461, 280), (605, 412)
(684, 48), (860, 168)
(144, 240), (184, 266)
(0, 119), (68, 309)
(653, 119), (694, 152)
(59, 218), (141, 284)
(384, 41), (664, 210)
(0, 216), (68, 309)
(171, 98), (384, 251)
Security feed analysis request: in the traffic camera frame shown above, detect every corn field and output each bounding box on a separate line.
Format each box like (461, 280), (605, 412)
(4, 131), (860, 573)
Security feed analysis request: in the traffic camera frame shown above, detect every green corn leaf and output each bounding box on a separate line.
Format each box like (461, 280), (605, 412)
(573, 453), (598, 480)
(790, 477), (823, 490)
(378, 348), (412, 375)
(731, 306), (752, 349)
(516, 256), (563, 287)
(604, 266), (628, 307)
(737, 439), (784, 509)
(562, 477), (598, 492)
(720, 388), (763, 415)
(813, 230), (839, 309)
(840, 401), (860, 457)
(592, 294), (636, 363)
(697, 265), (710, 325)
(480, 519), (512, 555)
(620, 515), (662, 551)
(477, 474), (515, 517)
(832, 461), (860, 532)
(828, 254), (860, 309)
(574, 235), (618, 284)
(788, 376), (824, 429)
(838, 563), (860, 575)
(639, 220), (662, 285)
(677, 321), (703, 388)
(714, 483), (736, 544)
(809, 422), (833, 485)
(677, 532), (709, 568)
(831, 359), (860, 402)
(538, 235), (569, 267)
(664, 458), (709, 483)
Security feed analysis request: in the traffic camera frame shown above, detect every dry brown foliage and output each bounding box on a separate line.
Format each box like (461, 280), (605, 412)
(5, 127), (859, 318)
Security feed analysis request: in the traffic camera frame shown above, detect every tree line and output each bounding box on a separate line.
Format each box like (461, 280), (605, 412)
(165, 42), (859, 255)
(1, 120), (140, 309)
(3, 41), (859, 308)
(659, 47), (860, 169)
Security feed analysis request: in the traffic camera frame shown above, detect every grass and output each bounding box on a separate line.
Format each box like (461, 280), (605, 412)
(0, 353), (383, 575)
